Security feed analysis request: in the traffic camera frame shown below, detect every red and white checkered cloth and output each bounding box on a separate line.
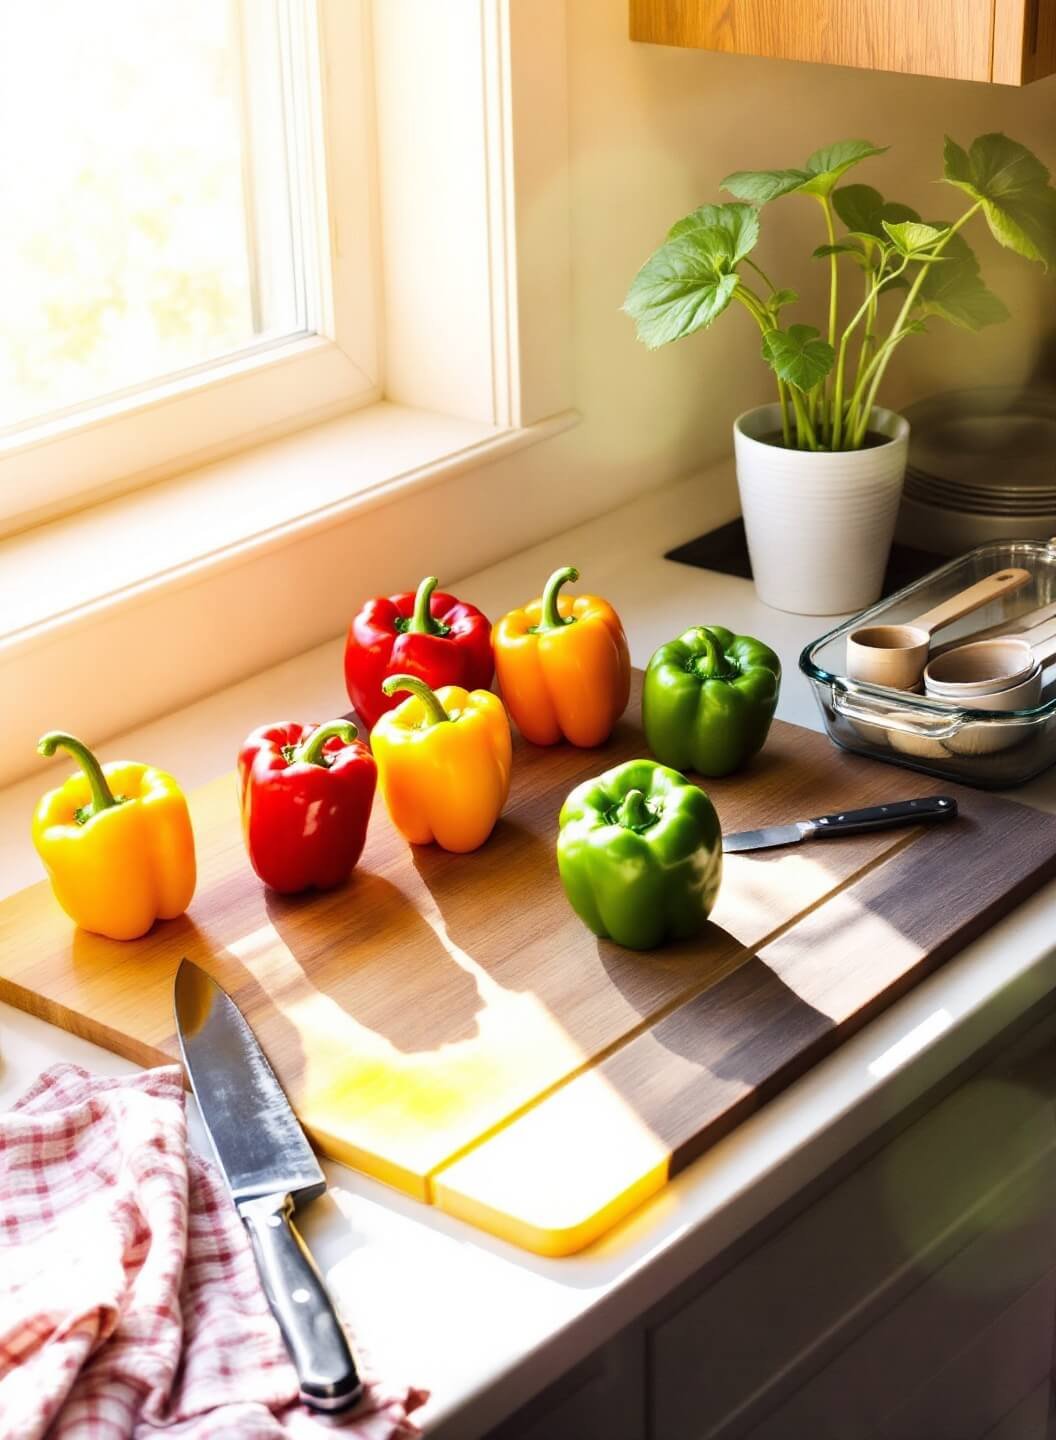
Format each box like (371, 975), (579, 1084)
(0, 1064), (428, 1440)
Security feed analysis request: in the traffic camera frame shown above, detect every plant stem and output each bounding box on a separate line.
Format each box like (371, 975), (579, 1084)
(734, 288), (795, 447)
(777, 379), (792, 446)
(845, 204), (981, 446)
(832, 253), (907, 450)
(744, 257), (778, 293)
(733, 285), (772, 328)
(819, 196), (840, 445)
(851, 241), (880, 422)
(789, 387), (818, 451)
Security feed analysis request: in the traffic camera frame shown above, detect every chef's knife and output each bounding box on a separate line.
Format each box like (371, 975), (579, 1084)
(174, 958), (362, 1414)
(722, 795), (957, 853)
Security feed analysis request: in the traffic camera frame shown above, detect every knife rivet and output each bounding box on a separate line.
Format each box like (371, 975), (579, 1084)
(292, 1287), (311, 1304)
(268, 1214), (283, 1227)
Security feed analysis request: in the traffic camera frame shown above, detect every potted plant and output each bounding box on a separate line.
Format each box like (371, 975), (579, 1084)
(624, 134), (1056, 615)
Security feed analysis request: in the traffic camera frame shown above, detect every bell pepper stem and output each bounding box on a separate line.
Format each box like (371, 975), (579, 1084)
(692, 628), (724, 678)
(617, 788), (654, 832)
(37, 731), (119, 817)
(406, 576), (444, 635)
(382, 673), (450, 725)
(538, 566), (579, 632)
(293, 719), (359, 767)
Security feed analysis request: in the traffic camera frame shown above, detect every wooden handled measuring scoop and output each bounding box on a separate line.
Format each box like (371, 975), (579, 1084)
(845, 567), (1032, 690)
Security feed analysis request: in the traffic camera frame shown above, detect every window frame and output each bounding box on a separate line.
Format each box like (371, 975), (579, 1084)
(0, 0), (380, 535)
(1, 0), (576, 790)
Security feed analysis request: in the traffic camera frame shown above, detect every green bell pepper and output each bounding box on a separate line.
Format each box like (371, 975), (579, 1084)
(642, 626), (781, 778)
(557, 759), (722, 950)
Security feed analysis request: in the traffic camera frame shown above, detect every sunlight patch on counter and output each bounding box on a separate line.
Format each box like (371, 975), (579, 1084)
(868, 1008), (953, 1079)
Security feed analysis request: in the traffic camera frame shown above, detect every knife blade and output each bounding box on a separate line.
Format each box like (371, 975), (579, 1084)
(722, 795), (958, 853)
(174, 958), (362, 1414)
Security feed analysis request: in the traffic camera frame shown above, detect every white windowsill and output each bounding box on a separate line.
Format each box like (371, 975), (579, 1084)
(2, 400), (577, 656)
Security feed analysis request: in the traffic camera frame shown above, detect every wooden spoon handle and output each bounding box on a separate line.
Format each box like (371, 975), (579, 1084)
(911, 568), (1032, 636)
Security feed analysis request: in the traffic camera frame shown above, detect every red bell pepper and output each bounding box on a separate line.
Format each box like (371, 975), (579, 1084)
(237, 720), (376, 894)
(344, 575), (493, 730)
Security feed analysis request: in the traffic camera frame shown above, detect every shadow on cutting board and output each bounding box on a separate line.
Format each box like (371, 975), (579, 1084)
(592, 926), (832, 1174)
(262, 874), (486, 1055)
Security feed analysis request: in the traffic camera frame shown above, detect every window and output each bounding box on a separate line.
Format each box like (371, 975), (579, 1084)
(1, 0), (377, 532)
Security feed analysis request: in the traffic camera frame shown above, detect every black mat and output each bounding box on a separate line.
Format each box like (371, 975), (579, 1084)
(665, 518), (943, 600)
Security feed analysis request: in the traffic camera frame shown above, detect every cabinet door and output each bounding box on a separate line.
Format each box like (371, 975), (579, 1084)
(994, 0), (1056, 83)
(486, 1327), (645, 1440)
(630, 0), (1056, 85)
(648, 1008), (1056, 1440)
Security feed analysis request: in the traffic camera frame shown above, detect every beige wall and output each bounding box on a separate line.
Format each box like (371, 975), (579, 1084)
(552, 0), (1055, 510)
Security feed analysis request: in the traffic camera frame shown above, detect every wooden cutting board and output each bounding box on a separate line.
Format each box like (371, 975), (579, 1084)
(3, 673), (1056, 1254)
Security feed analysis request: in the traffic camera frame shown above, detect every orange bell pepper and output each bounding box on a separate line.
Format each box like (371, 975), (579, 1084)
(371, 674), (512, 852)
(493, 566), (631, 747)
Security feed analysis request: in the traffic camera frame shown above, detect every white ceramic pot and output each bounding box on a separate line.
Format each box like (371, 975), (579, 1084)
(733, 403), (910, 616)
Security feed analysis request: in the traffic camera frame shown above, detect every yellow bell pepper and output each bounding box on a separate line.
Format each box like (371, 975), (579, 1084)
(32, 731), (196, 940)
(372, 675), (512, 852)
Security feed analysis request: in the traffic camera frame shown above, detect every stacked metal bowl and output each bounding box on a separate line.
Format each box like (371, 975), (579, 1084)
(896, 387), (1056, 554)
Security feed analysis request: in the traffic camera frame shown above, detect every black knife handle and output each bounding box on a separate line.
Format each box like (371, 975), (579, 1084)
(809, 795), (958, 837)
(240, 1192), (363, 1413)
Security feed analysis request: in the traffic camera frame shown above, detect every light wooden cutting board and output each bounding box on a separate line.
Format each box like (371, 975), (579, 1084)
(3, 673), (1055, 1253)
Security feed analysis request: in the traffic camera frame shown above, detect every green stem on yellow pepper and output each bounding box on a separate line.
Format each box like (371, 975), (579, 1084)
(382, 673), (451, 726)
(37, 731), (121, 822)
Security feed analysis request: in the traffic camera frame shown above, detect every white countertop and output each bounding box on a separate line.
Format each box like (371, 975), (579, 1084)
(3, 470), (1056, 1438)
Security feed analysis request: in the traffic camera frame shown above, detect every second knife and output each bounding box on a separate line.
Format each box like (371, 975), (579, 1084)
(722, 795), (958, 853)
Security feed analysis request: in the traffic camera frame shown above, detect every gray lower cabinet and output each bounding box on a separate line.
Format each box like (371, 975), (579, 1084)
(485, 1325), (645, 1440)
(488, 1005), (1056, 1440)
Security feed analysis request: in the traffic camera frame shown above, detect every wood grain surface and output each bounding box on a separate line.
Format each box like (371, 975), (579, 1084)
(630, 0), (1006, 83)
(994, 0), (1056, 82)
(4, 673), (1055, 1253)
(434, 783), (1056, 1252)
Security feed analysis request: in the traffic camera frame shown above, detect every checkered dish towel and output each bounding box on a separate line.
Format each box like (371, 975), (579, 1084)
(0, 1064), (427, 1440)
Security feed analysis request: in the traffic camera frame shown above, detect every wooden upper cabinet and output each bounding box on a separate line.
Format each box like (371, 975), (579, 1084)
(629, 0), (1056, 85)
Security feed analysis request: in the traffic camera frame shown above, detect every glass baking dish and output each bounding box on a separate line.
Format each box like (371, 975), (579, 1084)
(799, 541), (1056, 789)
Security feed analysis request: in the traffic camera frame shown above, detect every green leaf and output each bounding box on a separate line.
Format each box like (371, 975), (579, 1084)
(625, 203), (762, 346)
(623, 235), (741, 348)
(813, 240), (872, 271)
(761, 324), (835, 392)
(798, 140), (889, 197)
(943, 133), (1056, 271)
(724, 140), (887, 207)
(813, 241), (864, 258)
(917, 231), (1011, 331)
(882, 220), (949, 256)
(832, 184), (920, 239)
(721, 167), (810, 205)
(666, 202), (760, 264)
(766, 288), (799, 316)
